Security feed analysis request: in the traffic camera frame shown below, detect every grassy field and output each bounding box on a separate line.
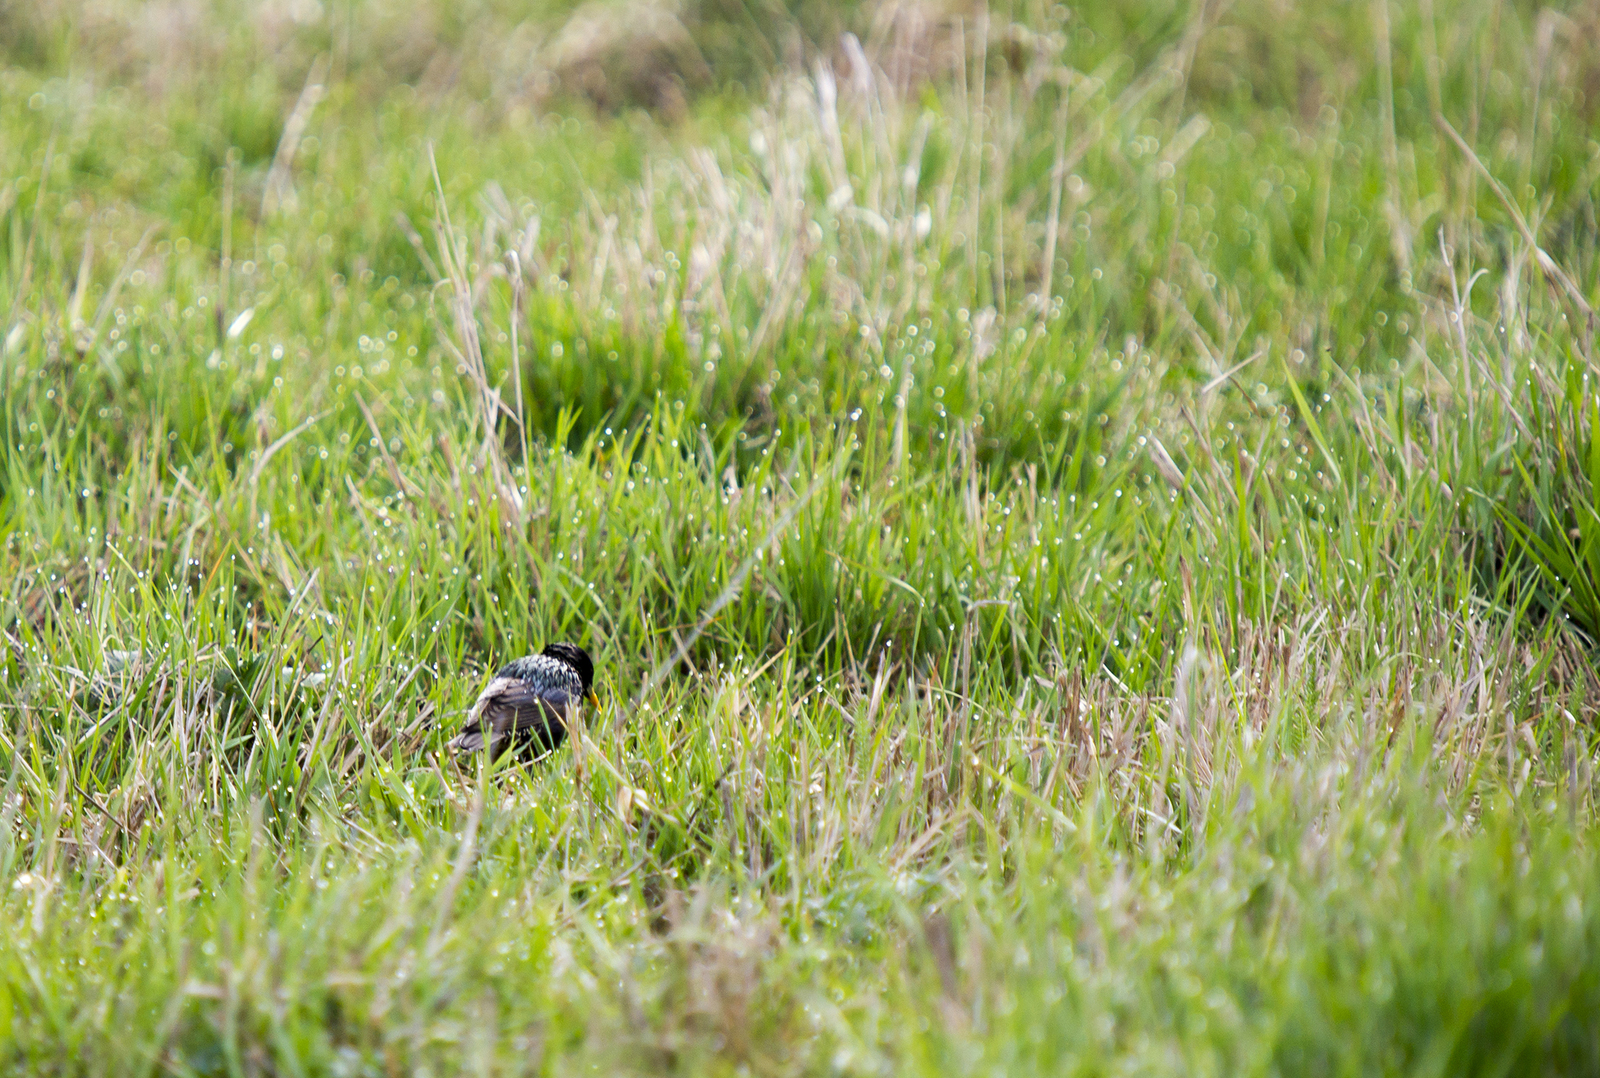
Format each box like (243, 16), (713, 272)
(4, 0), (1600, 1072)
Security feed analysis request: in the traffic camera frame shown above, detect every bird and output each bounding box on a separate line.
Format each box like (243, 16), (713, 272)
(446, 642), (598, 762)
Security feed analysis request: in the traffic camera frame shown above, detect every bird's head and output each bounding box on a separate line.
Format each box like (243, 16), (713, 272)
(542, 641), (598, 706)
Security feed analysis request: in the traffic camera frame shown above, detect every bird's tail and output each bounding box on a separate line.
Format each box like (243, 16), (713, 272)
(446, 728), (488, 753)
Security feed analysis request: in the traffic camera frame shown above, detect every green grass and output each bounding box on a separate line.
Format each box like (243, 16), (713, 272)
(4, 0), (1600, 1072)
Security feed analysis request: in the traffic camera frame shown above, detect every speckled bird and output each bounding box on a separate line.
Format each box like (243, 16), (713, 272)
(446, 642), (598, 762)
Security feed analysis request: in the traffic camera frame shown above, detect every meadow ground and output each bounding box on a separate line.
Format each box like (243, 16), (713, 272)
(3, 0), (1600, 1072)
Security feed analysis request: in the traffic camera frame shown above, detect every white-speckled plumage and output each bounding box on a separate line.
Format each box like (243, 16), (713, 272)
(446, 643), (596, 762)
(493, 653), (584, 698)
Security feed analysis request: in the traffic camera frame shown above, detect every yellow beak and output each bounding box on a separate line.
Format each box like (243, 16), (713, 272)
(588, 691), (601, 709)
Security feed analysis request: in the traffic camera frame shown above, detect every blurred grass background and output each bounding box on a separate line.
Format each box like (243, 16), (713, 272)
(4, 0), (1600, 1072)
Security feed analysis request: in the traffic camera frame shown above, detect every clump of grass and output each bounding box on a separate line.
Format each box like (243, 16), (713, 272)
(1464, 346), (1600, 642)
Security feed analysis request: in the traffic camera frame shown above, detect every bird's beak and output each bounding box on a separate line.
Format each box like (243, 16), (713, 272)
(588, 691), (601, 709)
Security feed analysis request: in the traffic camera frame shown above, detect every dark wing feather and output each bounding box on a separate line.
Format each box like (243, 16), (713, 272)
(448, 677), (572, 760)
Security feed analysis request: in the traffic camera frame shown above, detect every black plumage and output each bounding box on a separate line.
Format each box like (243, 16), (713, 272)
(447, 642), (598, 762)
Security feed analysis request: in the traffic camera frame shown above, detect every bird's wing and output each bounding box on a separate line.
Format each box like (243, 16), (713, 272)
(448, 678), (572, 754)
